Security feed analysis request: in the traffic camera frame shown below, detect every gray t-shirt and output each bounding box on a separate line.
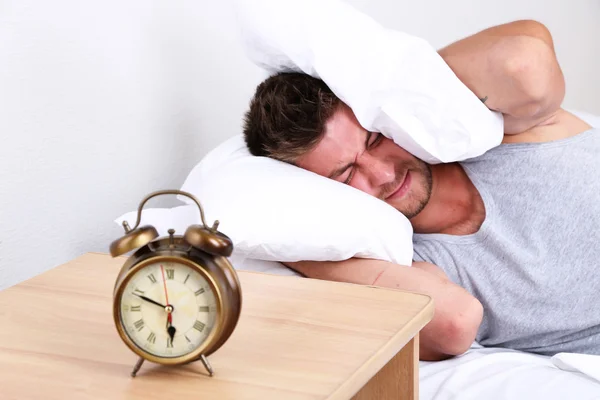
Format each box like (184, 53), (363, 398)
(413, 128), (600, 356)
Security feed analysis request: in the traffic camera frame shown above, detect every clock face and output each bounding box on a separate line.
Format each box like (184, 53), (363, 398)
(118, 260), (218, 358)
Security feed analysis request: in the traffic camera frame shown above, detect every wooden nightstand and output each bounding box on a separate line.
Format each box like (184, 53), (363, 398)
(0, 253), (433, 399)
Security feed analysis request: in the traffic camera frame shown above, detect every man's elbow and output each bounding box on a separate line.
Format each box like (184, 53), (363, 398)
(440, 295), (483, 356)
(503, 24), (565, 119)
(420, 291), (483, 361)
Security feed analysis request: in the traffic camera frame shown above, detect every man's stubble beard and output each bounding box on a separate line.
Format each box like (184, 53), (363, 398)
(386, 159), (433, 219)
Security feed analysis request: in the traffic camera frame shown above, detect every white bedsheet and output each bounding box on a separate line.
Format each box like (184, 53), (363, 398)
(420, 345), (600, 399)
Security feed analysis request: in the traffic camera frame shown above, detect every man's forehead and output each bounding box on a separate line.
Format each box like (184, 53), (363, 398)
(322, 108), (366, 151)
(325, 106), (364, 137)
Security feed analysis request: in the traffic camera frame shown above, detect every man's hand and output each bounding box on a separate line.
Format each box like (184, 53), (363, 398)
(438, 20), (565, 135)
(284, 258), (483, 361)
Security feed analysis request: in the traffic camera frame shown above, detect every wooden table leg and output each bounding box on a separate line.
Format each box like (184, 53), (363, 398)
(352, 335), (419, 400)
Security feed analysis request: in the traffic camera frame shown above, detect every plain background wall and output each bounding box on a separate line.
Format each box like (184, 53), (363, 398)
(1, 0), (599, 290)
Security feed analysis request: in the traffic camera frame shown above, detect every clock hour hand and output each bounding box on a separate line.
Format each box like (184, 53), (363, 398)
(167, 325), (176, 344)
(132, 293), (167, 309)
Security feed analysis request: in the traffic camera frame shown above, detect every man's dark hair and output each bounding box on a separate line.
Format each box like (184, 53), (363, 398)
(243, 72), (341, 163)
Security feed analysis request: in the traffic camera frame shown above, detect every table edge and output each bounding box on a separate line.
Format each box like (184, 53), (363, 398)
(328, 297), (434, 400)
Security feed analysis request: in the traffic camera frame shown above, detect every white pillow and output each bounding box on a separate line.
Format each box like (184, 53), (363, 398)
(178, 135), (414, 266)
(234, 0), (504, 163)
(116, 134), (413, 275)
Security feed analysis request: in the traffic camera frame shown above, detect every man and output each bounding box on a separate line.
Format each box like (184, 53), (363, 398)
(243, 20), (599, 361)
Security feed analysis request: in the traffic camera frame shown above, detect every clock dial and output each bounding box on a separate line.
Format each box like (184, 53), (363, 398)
(119, 260), (218, 358)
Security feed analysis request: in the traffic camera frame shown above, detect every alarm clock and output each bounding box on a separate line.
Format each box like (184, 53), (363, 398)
(109, 189), (242, 378)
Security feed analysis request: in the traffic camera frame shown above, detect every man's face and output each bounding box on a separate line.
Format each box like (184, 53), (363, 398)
(296, 106), (432, 218)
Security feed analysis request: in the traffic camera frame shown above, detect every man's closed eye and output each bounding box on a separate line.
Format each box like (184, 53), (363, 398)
(342, 132), (382, 185)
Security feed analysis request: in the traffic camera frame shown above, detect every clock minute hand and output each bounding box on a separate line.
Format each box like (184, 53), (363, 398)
(132, 293), (167, 309)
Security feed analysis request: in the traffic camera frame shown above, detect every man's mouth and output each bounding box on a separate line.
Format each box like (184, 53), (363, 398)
(386, 170), (411, 200)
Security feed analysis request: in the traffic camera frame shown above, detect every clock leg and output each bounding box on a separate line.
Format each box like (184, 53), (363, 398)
(131, 357), (145, 377)
(199, 354), (214, 377)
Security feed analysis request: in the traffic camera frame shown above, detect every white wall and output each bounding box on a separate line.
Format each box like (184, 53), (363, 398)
(1, 0), (599, 290)
(0, 0), (267, 289)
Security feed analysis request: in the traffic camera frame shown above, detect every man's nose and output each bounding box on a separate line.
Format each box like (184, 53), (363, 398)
(362, 153), (394, 187)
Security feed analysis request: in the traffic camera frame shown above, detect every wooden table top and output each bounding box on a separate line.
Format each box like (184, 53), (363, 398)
(0, 252), (433, 400)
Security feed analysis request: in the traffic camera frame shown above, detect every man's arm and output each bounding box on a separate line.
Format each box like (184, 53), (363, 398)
(284, 258), (483, 361)
(438, 20), (565, 134)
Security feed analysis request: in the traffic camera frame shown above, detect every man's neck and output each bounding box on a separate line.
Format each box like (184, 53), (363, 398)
(410, 163), (483, 235)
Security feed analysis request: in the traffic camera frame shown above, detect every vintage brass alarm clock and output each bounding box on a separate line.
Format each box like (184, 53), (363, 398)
(109, 190), (242, 378)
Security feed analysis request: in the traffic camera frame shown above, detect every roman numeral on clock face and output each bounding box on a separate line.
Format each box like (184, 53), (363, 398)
(147, 274), (157, 284)
(130, 305), (141, 312)
(194, 288), (205, 296)
(133, 288), (145, 296)
(147, 332), (156, 344)
(166, 269), (175, 280)
(134, 319), (144, 331)
(198, 306), (209, 312)
(167, 338), (173, 348)
(193, 321), (206, 332)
